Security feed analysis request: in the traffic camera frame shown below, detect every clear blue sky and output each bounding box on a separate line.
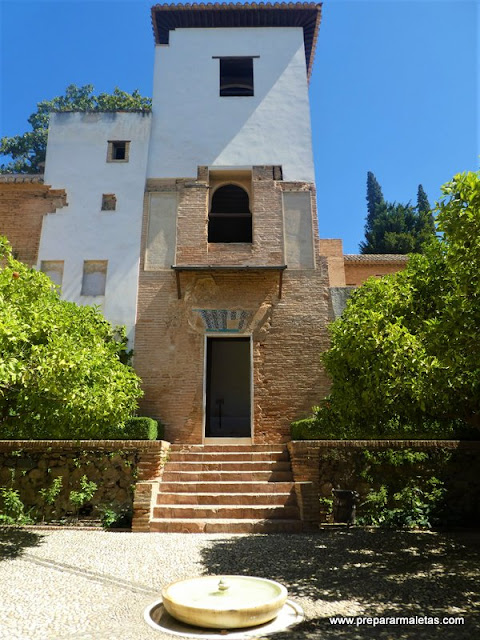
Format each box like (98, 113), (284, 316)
(1, 0), (478, 252)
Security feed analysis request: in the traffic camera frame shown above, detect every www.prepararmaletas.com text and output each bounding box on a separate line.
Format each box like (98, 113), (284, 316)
(329, 615), (465, 627)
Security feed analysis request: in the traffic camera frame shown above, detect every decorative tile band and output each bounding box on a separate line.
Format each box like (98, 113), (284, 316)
(194, 309), (252, 332)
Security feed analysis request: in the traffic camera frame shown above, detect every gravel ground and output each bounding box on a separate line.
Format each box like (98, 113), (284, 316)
(0, 527), (479, 640)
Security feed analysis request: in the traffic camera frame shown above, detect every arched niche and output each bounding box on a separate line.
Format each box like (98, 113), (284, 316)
(208, 184), (252, 243)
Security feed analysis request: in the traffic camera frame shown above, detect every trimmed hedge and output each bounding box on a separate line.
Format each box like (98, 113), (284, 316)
(291, 411), (478, 441)
(120, 417), (162, 440)
(0, 416), (164, 441)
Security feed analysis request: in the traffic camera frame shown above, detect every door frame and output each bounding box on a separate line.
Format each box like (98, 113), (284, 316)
(203, 334), (253, 444)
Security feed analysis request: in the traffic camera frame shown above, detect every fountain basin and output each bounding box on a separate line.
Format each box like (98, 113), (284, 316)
(161, 575), (288, 629)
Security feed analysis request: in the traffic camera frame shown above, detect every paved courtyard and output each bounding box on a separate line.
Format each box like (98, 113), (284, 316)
(0, 527), (479, 640)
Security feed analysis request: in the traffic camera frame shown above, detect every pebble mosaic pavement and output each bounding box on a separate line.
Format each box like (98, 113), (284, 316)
(0, 528), (479, 640)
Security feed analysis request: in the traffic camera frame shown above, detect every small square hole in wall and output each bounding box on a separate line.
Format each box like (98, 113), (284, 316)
(40, 260), (64, 288)
(81, 260), (108, 296)
(101, 194), (117, 211)
(107, 141), (130, 162)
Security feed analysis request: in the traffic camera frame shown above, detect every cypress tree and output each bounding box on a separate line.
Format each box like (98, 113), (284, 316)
(416, 184), (436, 237)
(417, 184), (431, 213)
(366, 171), (385, 228)
(360, 177), (436, 254)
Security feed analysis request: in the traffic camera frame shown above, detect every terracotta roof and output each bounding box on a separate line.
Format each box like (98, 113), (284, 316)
(0, 174), (44, 183)
(151, 2), (322, 80)
(344, 254), (410, 263)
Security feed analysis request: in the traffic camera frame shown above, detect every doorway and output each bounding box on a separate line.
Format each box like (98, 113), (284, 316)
(205, 337), (251, 438)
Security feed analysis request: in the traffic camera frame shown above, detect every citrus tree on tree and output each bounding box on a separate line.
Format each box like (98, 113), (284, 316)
(0, 237), (143, 438)
(0, 84), (152, 174)
(298, 170), (480, 439)
(360, 172), (435, 254)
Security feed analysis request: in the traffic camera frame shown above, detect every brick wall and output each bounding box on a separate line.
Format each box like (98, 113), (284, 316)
(344, 260), (408, 286)
(0, 177), (67, 266)
(318, 240), (408, 287)
(318, 239), (345, 286)
(135, 168), (332, 443)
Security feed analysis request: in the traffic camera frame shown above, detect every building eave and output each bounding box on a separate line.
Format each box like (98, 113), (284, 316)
(151, 2), (323, 81)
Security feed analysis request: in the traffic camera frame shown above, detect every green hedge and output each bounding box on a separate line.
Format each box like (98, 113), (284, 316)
(0, 416), (164, 441)
(291, 418), (320, 441)
(291, 409), (477, 441)
(119, 417), (162, 440)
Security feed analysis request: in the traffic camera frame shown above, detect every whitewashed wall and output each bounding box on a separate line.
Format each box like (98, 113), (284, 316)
(40, 111), (151, 343)
(147, 27), (314, 182)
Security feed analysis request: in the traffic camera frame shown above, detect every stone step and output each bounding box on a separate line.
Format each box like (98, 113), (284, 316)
(140, 443), (301, 534)
(156, 492), (296, 505)
(149, 518), (304, 534)
(170, 445), (288, 453)
(161, 470), (293, 482)
(168, 451), (289, 462)
(158, 481), (295, 493)
(153, 504), (300, 519)
(164, 461), (292, 472)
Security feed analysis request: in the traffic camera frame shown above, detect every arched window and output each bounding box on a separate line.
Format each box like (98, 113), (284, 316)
(208, 184), (252, 243)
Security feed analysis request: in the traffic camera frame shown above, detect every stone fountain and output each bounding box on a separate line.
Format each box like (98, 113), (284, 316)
(144, 575), (303, 639)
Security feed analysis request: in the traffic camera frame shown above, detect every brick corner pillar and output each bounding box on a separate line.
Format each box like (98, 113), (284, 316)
(287, 440), (321, 526)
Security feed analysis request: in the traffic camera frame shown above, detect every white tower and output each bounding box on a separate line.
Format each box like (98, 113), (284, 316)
(148, 3), (320, 182)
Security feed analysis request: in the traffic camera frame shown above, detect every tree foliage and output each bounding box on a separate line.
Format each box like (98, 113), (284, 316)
(360, 174), (436, 254)
(0, 84), (152, 174)
(366, 171), (385, 228)
(303, 170), (480, 438)
(0, 237), (143, 438)
(416, 184), (431, 213)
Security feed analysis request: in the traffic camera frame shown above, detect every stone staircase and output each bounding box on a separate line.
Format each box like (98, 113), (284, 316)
(149, 444), (302, 533)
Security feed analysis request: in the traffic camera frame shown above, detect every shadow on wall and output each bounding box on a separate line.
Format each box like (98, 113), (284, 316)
(152, 37), (309, 178)
(0, 526), (44, 561)
(200, 529), (480, 639)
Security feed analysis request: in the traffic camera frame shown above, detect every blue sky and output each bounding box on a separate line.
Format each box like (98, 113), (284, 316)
(1, 0), (478, 252)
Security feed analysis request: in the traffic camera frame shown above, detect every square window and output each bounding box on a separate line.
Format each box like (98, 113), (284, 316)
(101, 194), (117, 211)
(107, 141), (130, 163)
(40, 260), (64, 288)
(219, 58), (254, 97)
(81, 260), (108, 296)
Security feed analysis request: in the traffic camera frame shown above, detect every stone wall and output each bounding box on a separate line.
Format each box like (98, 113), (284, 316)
(0, 440), (169, 525)
(288, 440), (480, 527)
(0, 177), (67, 266)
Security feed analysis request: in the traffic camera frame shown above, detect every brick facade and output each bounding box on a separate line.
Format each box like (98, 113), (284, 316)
(134, 167), (332, 443)
(319, 239), (408, 287)
(343, 254), (409, 286)
(0, 176), (67, 266)
(0, 173), (409, 446)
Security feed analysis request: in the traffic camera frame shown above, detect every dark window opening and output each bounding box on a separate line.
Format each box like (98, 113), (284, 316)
(107, 140), (130, 162)
(208, 184), (252, 243)
(220, 58), (254, 97)
(112, 142), (126, 160)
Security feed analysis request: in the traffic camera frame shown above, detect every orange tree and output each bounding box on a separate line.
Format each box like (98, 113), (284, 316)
(295, 170), (480, 439)
(0, 238), (142, 438)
